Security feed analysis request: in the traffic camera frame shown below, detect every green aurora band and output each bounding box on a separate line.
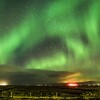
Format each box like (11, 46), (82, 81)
(0, 0), (100, 81)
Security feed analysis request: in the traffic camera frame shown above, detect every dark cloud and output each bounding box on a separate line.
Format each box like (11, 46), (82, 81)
(0, 65), (99, 85)
(0, 65), (73, 85)
(47, 71), (72, 78)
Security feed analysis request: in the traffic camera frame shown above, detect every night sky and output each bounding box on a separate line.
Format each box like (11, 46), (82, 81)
(0, 0), (100, 85)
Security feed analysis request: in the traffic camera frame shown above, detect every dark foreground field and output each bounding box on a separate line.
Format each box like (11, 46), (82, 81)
(0, 85), (100, 100)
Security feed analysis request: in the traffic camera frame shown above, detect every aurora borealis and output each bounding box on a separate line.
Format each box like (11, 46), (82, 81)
(0, 0), (100, 85)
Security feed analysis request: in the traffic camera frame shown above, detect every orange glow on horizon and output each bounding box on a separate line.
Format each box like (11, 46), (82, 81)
(66, 82), (79, 87)
(0, 81), (8, 86)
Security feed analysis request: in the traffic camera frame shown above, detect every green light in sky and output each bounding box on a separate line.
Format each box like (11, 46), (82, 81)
(0, 0), (99, 77)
